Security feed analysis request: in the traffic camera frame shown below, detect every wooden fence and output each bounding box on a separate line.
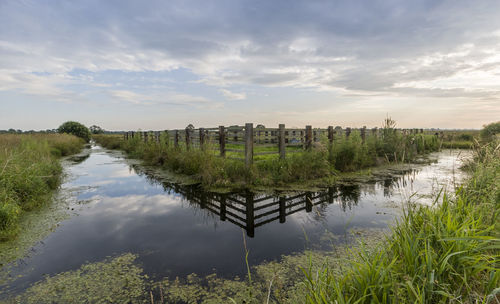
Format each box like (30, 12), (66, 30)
(123, 124), (427, 167)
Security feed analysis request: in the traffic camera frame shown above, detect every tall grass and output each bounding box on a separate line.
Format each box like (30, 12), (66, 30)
(0, 134), (85, 240)
(302, 141), (500, 303)
(93, 123), (441, 188)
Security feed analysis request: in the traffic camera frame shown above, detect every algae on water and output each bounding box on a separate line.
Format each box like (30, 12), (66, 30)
(12, 254), (147, 304)
(6, 228), (387, 303)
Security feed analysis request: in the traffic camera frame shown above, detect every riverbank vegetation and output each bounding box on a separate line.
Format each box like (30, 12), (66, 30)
(0, 134), (85, 240)
(302, 138), (499, 303)
(8, 128), (498, 303)
(93, 119), (442, 189)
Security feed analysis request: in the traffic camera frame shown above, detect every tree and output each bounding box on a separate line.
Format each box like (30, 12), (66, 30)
(480, 121), (500, 142)
(58, 121), (91, 142)
(89, 125), (105, 134)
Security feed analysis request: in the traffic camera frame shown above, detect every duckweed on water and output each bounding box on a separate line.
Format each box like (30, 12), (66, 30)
(0, 150), (92, 283)
(6, 229), (387, 303)
(12, 254), (147, 304)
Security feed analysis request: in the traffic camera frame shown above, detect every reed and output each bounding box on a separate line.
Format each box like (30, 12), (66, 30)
(0, 133), (85, 240)
(302, 140), (500, 303)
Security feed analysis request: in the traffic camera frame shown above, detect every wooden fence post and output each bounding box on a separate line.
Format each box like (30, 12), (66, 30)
(305, 125), (312, 150)
(185, 127), (191, 150)
(219, 126), (226, 157)
(345, 127), (351, 138)
(155, 131), (160, 144)
(361, 126), (366, 143)
(174, 130), (179, 148)
(199, 128), (205, 149)
(143, 131), (148, 143)
(130, 131), (134, 139)
(163, 130), (169, 147)
(328, 126), (334, 144)
(279, 123), (285, 160)
(245, 123), (253, 167)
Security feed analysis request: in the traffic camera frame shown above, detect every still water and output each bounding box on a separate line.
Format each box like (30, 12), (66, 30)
(0, 145), (469, 295)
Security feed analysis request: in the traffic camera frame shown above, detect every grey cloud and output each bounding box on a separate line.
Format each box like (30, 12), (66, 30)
(2, 0), (500, 100)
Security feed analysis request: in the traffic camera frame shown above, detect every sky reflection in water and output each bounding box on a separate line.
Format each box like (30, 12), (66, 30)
(0, 146), (469, 294)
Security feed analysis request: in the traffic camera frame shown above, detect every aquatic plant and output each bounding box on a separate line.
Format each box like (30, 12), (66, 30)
(14, 254), (147, 304)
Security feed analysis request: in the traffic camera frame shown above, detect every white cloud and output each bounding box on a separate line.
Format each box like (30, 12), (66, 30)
(219, 89), (246, 100)
(1, 1), (500, 128)
(109, 89), (215, 107)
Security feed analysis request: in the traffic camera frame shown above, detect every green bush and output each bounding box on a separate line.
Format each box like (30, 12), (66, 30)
(58, 121), (91, 142)
(89, 125), (105, 134)
(457, 133), (474, 141)
(480, 121), (500, 142)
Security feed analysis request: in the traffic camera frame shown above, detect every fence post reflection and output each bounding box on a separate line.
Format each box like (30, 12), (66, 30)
(305, 192), (312, 212)
(279, 197), (286, 223)
(220, 195), (226, 221)
(245, 192), (255, 237)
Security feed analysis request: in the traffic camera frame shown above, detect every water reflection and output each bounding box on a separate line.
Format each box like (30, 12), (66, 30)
(0, 147), (469, 296)
(130, 164), (422, 237)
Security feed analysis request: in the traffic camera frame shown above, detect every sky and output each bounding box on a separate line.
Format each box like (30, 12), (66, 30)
(1, 0), (500, 130)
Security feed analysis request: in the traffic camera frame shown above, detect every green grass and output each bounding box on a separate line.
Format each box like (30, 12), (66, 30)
(93, 127), (441, 189)
(441, 140), (474, 149)
(301, 141), (500, 303)
(0, 134), (85, 240)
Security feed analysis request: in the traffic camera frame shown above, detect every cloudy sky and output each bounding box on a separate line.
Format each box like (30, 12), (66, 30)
(1, 0), (500, 130)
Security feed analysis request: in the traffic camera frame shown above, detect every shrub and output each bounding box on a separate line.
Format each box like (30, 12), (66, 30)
(480, 121), (500, 142)
(58, 121), (91, 142)
(89, 125), (105, 134)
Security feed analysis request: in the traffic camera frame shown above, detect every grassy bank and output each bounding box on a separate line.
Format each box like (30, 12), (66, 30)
(8, 140), (498, 303)
(439, 130), (478, 149)
(303, 141), (499, 303)
(441, 140), (474, 149)
(93, 125), (440, 189)
(0, 134), (85, 240)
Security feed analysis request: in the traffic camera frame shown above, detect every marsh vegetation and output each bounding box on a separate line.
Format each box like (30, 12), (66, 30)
(0, 134), (85, 240)
(94, 119), (443, 189)
(1, 122), (497, 303)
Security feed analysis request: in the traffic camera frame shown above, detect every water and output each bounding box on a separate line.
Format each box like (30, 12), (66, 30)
(0, 146), (470, 296)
